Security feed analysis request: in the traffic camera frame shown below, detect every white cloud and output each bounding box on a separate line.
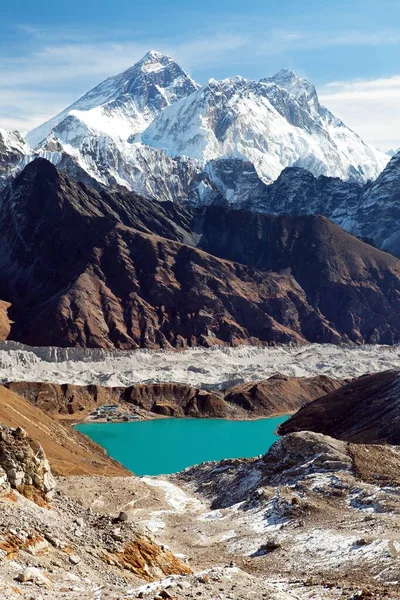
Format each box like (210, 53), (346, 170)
(320, 75), (400, 151)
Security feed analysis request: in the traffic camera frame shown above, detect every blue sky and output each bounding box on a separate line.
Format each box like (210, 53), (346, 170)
(2, 0), (400, 149)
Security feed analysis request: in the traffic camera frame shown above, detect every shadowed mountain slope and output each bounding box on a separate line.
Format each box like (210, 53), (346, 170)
(0, 159), (400, 349)
(279, 370), (400, 444)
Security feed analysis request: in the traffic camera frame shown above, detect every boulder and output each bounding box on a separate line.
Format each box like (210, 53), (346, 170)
(0, 424), (56, 502)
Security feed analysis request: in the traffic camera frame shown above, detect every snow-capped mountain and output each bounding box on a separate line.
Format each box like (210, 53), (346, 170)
(1, 50), (397, 254)
(24, 50), (204, 200)
(141, 69), (388, 184)
(27, 50), (200, 148)
(0, 129), (31, 189)
(22, 52), (388, 202)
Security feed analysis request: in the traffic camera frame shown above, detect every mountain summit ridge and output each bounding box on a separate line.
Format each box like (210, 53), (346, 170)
(24, 51), (387, 187)
(26, 50), (200, 148)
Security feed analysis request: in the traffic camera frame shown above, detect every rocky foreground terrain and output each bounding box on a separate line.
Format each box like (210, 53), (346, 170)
(0, 362), (398, 598)
(0, 422), (399, 600)
(0, 385), (128, 476)
(280, 370), (400, 444)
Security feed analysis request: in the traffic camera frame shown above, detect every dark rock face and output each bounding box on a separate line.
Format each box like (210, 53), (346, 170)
(5, 375), (340, 420)
(279, 370), (400, 445)
(1, 158), (400, 349)
(202, 156), (400, 260)
(195, 206), (400, 344)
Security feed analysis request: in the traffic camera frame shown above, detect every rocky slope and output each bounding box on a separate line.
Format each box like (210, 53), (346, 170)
(0, 431), (192, 599)
(4, 375), (340, 421)
(0, 385), (128, 476)
(60, 430), (400, 600)
(1, 159), (400, 349)
(279, 370), (400, 444)
(351, 152), (400, 256)
(0, 424), (56, 504)
(1, 423), (399, 599)
(207, 159), (400, 258)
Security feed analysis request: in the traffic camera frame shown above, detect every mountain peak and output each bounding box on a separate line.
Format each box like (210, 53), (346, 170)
(264, 68), (320, 113)
(139, 49), (172, 63)
(266, 68), (315, 94)
(14, 157), (60, 186)
(272, 68), (298, 81)
(26, 50), (199, 148)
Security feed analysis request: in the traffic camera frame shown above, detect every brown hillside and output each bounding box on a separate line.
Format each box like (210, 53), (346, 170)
(1, 159), (400, 348)
(6, 375), (340, 421)
(0, 385), (128, 476)
(279, 370), (400, 445)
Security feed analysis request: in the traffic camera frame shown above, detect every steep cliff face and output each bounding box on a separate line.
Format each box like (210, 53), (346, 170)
(1, 159), (400, 349)
(279, 370), (400, 445)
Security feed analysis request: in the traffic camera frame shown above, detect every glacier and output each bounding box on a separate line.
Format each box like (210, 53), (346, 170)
(0, 341), (400, 388)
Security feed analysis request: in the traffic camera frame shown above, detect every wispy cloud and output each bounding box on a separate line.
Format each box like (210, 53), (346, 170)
(320, 75), (400, 151)
(260, 28), (400, 54)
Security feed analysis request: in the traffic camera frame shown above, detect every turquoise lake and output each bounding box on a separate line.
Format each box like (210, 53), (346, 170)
(76, 416), (288, 476)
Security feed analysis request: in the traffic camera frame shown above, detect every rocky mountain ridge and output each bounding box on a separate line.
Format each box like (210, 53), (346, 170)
(208, 158), (400, 257)
(1, 159), (400, 348)
(4, 374), (340, 421)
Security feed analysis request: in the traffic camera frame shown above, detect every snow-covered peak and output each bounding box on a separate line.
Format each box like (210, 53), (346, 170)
(137, 49), (173, 70)
(0, 129), (33, 188)
(140, 49), (169, 61)
(264, 69), (320, 115)
(26, 51), (200, 148)
(0, 129), (30, 154)
(141, 73), (388, 184)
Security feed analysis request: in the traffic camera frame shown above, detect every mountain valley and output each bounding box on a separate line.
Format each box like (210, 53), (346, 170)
(1, 41), (400, 600)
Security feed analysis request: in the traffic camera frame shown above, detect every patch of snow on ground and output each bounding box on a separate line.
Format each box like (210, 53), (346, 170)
(141, 477), (204, 512)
